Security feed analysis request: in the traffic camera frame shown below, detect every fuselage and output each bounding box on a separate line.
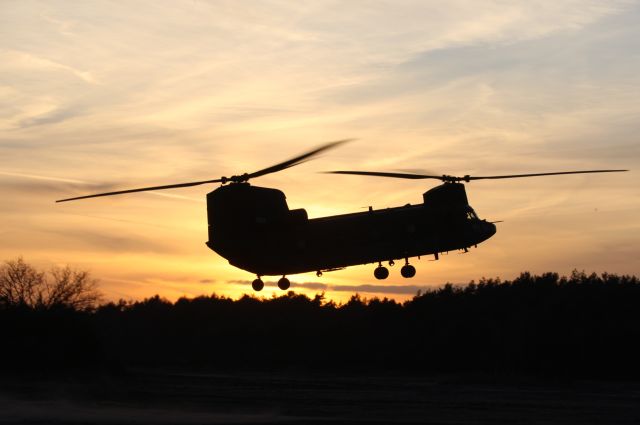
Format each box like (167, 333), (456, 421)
(205, 182), (496, 276)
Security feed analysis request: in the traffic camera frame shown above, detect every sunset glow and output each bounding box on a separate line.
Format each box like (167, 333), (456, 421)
(1, 1), (638, 302)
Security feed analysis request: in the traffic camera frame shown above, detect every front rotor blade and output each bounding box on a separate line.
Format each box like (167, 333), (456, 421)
(56, 178), (224, 202)
(247, 139), (354, 180)
(325, 170), (443, 180)
(467, 169), (628, 181)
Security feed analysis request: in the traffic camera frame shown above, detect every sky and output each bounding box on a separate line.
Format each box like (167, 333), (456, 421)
(1, 0), (638, 303)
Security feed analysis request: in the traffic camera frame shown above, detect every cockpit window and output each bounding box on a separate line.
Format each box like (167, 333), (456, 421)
(466, 207), (478, 220)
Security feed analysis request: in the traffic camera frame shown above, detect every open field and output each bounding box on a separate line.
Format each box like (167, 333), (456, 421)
(2, 371), (640, 424)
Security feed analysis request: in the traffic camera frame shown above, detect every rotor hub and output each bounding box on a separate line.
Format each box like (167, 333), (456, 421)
(223, 173), (251, 184)
(441, 175), (470, 183)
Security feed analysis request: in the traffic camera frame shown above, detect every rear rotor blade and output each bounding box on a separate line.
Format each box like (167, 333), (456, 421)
(248, 139), (354, 180)
(466, 169), (628, 180)
(327, 169), (628, 183)
(56, 178), (224, 202)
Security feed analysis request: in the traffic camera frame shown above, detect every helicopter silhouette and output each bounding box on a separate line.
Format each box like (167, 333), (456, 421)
(57, 140), (627, 291)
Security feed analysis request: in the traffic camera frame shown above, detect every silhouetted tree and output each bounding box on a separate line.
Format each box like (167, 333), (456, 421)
(3, 267), (640, 378)
(0, 257), (102, 310)
(0, 257), (44, 307)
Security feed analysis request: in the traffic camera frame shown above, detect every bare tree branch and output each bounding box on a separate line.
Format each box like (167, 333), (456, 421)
(44, 266), (102, 310)
(0, 258), (102, 310)
(0, 257), (45, 307)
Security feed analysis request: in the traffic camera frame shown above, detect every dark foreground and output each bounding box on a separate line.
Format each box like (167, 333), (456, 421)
(3, 271), (640, 423)
(2, 371), (640, 424)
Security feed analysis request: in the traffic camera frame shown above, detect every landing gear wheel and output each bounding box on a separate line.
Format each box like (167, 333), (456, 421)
(401, 264), (416, 278)
(277, 277), (290, 290)
(252, 278), (264, 291)
(374, 266), (389, 280)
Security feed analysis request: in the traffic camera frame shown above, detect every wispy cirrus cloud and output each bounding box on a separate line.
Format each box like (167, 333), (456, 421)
(0, 49), (98, 84)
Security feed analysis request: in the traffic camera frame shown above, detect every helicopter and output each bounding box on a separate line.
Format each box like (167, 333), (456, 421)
(57, 140), (628, 291)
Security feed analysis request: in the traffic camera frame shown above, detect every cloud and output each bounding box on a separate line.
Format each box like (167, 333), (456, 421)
(41, 227), (181, 255)
(0, 174), (122, 201)
(293, 281), (329, 291)
(18, 106), (84, 128)
(199, 279), (216, 284)
(227, 279), (433, 295)
(332, 284), (434, 295)
(0, 49), (98, 84)
(0, 171), (203, 205)
(0, 170), (86, 184)
(229, 279), (328, 290)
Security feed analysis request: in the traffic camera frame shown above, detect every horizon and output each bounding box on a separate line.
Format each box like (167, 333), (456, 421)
(2, 255), (636, 304)
(1, 1), (638, 303)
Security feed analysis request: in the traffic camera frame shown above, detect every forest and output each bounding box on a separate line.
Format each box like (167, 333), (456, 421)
(2, 258), (640, 379)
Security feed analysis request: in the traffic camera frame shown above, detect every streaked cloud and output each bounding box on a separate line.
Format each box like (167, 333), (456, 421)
(0, 170), (86, 184)
(230, 279), (458, 296)
(1, 49), (98, 84)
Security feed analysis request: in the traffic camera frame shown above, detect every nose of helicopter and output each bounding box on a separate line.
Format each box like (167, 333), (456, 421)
(477, 220), (497, 242)
(486, 221), (497, 237)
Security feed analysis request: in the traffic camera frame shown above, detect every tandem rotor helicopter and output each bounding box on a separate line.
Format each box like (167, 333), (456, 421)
(57, 140), (627, 291)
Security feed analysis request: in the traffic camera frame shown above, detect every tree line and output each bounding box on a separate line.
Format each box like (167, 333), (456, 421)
(1, 258), (639, 379)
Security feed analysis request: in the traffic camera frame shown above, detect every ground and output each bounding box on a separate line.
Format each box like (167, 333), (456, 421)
(2, 371), (640, 424)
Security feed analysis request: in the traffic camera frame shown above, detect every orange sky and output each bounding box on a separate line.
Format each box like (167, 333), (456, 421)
(1, 1), (638, 303)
